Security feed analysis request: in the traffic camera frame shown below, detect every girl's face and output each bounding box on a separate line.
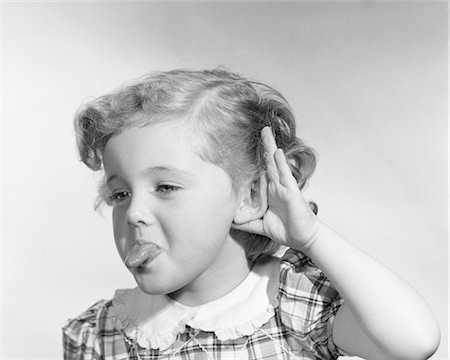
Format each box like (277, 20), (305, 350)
(102, 121), (249, 305)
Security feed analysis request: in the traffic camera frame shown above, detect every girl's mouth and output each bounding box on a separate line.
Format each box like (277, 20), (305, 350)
(125, 243), (161, 268)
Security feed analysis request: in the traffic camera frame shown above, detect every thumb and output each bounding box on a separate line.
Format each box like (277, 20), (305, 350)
(231, 219), (266, 236)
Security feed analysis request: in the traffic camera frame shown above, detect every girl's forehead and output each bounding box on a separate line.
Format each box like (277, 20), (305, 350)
(130, 113), (202, 139)
(107, 121), (193, 151)
(106, 115), (196, 146)
(102, 122), (236, 191)
(103, 121), (207, 170)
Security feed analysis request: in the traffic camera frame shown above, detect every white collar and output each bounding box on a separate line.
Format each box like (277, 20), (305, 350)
(112, 257), (281, 350)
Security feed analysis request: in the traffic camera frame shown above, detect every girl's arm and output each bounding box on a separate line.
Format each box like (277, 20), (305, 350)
(304, 224), (440, 360)
(233, 127), (440, 360)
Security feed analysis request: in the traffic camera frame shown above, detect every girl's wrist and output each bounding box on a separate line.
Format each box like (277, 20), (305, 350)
(288, 219), (326, 253)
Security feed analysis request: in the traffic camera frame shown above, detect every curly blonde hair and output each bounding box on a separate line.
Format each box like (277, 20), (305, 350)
(74, 68), (317, 261)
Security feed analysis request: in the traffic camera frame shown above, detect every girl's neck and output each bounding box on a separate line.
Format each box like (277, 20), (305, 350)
(168, 237), (253, 307)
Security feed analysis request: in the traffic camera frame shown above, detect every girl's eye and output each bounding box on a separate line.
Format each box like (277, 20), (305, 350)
(110, 191), (131, 203)
(156, 184), (179, 195)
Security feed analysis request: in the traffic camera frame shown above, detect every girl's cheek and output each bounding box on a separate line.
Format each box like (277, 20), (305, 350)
(112, 208), (130, 258)
(112, 206), (127, 224)
(113, 233), (129, 262)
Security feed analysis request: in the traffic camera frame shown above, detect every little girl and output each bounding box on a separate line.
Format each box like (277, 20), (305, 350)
(64, 68), (440, 360)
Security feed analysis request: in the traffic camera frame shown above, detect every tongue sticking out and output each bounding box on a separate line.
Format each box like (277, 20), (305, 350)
(125, 243), (160, 268)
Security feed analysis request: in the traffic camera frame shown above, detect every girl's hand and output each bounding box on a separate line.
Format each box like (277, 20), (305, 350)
(232, 127), (323, 251)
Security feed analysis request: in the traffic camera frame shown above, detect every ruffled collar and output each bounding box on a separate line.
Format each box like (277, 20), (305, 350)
(112, 256), (281, 350)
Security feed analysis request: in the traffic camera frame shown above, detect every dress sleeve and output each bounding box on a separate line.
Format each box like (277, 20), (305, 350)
(278, 249), (347, 359)
(62, 300), (108, 360)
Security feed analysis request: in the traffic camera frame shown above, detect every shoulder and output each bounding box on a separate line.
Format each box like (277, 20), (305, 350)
(277, 249), (345, 358)
(279, 248), (341, 304)
(63, 299), (111, 335)
(63, 298), (124, 360)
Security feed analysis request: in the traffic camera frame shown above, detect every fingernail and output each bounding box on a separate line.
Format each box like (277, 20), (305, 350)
(262, 126), (272, 135)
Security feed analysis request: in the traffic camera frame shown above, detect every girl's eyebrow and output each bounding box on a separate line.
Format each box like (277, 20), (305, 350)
(143, 166), (195, 179)
(106, 166), (194, 185)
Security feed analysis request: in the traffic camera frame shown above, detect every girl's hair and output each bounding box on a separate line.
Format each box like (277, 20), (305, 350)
(74, 68), (317, 262)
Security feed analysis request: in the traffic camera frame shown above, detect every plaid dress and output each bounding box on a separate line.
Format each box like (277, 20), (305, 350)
(63, 249), (346, 360)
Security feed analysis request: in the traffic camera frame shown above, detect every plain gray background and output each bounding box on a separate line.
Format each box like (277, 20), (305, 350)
(1, 1), (448, 359)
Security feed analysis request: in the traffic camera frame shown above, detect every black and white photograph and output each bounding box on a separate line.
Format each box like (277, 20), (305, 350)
(1, 1), (448, 359)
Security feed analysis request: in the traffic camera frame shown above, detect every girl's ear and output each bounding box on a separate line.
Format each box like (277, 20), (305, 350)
(233, 173), (268, 225)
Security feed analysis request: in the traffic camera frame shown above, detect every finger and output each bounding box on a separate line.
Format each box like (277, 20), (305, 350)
(261, 126), (278, 154)
(261, 127), (280, 182)
(257, 172), (269, 216)
(231, 219), (266, 236)
(274, 148), (298, 189)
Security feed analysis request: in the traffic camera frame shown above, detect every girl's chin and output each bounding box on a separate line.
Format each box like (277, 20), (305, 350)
(133, 274), (182, 297)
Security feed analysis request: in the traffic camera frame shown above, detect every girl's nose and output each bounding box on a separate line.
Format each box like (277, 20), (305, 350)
(126, 197), (154, 227)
